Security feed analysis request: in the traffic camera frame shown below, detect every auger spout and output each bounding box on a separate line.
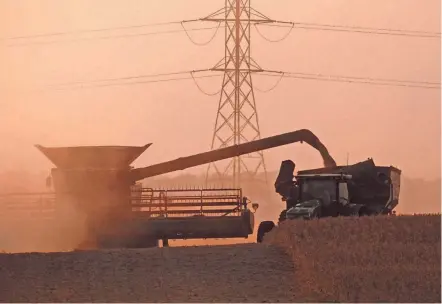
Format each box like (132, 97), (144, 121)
(129, 129), (336, 182)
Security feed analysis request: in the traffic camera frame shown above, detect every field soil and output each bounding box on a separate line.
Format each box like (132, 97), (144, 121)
(0, 215), (440, 303)
(0, 244), (297, 303)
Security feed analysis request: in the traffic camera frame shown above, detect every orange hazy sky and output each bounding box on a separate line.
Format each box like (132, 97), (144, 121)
(0, 0), (440, 180)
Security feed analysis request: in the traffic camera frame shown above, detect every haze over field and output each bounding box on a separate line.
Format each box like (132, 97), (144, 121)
(0, 1), (440, 184)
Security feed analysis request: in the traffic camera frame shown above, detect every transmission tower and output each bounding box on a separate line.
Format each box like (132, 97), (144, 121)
(203, 0), (272, 187)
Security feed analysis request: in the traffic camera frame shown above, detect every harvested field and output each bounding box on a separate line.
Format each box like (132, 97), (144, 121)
(0, 244), (297, 303)
(0, 215), (439, 303)
(264, 214), (442, 303)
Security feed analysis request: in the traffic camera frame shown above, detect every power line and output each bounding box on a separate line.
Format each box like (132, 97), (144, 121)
(3, 17), (439, 46)
(46, 67), (440, 93)
(291, 21), (441, 36)
(48, 74), (223, 91)
(254, 23), (294, 43)
(181, 21), (222, 46)
(1, 19), (202, 41)
(253, 73), (285, 92)
(4, 25), (225, 47)
(258, 72), (440, 90)
(282, 71), (441, 86)
(280, 74), (440, 89)
(48, 70), (211, 87)
(190, 72), (222, 96)
(258, 22), (440, 38)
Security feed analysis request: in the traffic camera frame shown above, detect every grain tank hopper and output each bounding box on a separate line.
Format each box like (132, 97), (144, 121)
(33, 129), (336, 249)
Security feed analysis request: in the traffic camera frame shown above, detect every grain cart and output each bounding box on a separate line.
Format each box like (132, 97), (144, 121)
(30, 129), (336, 249)
(257, 158), (401, 243)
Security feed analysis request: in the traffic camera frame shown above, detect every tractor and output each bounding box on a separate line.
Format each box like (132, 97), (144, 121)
(257, 158), (401, 243)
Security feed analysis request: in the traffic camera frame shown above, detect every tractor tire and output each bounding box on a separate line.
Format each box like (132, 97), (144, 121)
(257, 221), (276, 243)
(358, 206), (371, 217)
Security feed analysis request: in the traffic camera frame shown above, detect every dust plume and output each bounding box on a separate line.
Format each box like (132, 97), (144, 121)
(0, 195), (88, 253)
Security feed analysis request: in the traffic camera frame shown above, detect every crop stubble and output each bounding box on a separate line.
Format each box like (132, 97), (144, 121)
(264, 214), (441, 303)
(0, 243), (297, 302)
(0, 215), (439, 303)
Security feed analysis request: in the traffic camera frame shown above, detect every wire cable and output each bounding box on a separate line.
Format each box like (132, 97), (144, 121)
(254, 23), (294, 43)
(3, 14), (439, 43)
(258, 22), (440, 38)
(5, 26), (225, 47)
(190, 71), (221, 96)
(283, 71), (441, 86)
(49, 69), (440, 92)
(292, 21), (441, 36)
(49, 70), (200, 87)
(49, 74), (223, 91)
(253, 72), (285, 92)
(1, 19), (202, 41)
(181, 21), (222, 46)
(259, 72), (440, 90)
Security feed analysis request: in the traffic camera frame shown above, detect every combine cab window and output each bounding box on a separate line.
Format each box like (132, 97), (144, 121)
(301, 179), (336, 206)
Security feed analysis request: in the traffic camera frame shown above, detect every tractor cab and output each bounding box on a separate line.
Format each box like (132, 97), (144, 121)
(286, 173), (352, 220)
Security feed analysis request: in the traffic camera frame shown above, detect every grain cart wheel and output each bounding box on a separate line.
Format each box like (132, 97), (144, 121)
(310, 208), (321, 219)
(257, 221), (275, 243)
(278, 209), (287, 224)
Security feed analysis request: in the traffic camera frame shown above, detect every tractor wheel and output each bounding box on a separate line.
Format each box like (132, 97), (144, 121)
(257, 221), (276, 243)
(358, 206), (371, 217)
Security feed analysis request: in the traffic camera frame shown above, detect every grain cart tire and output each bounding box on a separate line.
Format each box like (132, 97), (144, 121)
(278, 209), (287, 224)
(257, 221), (276, 243)
(311, 208), (321, 219)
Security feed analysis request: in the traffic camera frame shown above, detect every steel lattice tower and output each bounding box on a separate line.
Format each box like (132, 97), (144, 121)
(203, 0), (271, 187)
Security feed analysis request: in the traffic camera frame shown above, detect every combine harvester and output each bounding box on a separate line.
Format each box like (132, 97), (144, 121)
(0, 129), (400, 250)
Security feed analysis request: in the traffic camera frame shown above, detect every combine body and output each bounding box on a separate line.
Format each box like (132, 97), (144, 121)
(33, 145), (256, 249)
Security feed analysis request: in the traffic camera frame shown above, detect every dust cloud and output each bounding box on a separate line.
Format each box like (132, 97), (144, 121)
(0, 193), (88, 253)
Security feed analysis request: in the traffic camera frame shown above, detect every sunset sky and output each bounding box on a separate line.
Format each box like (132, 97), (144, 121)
(0, 0), (440, 180)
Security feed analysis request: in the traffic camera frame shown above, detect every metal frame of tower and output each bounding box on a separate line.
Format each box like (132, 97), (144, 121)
(203, 0), (272, 187)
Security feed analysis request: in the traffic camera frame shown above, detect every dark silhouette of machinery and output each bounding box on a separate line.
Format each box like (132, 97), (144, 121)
(257, 158), (401, 243)
(34, 129), (337, 249)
